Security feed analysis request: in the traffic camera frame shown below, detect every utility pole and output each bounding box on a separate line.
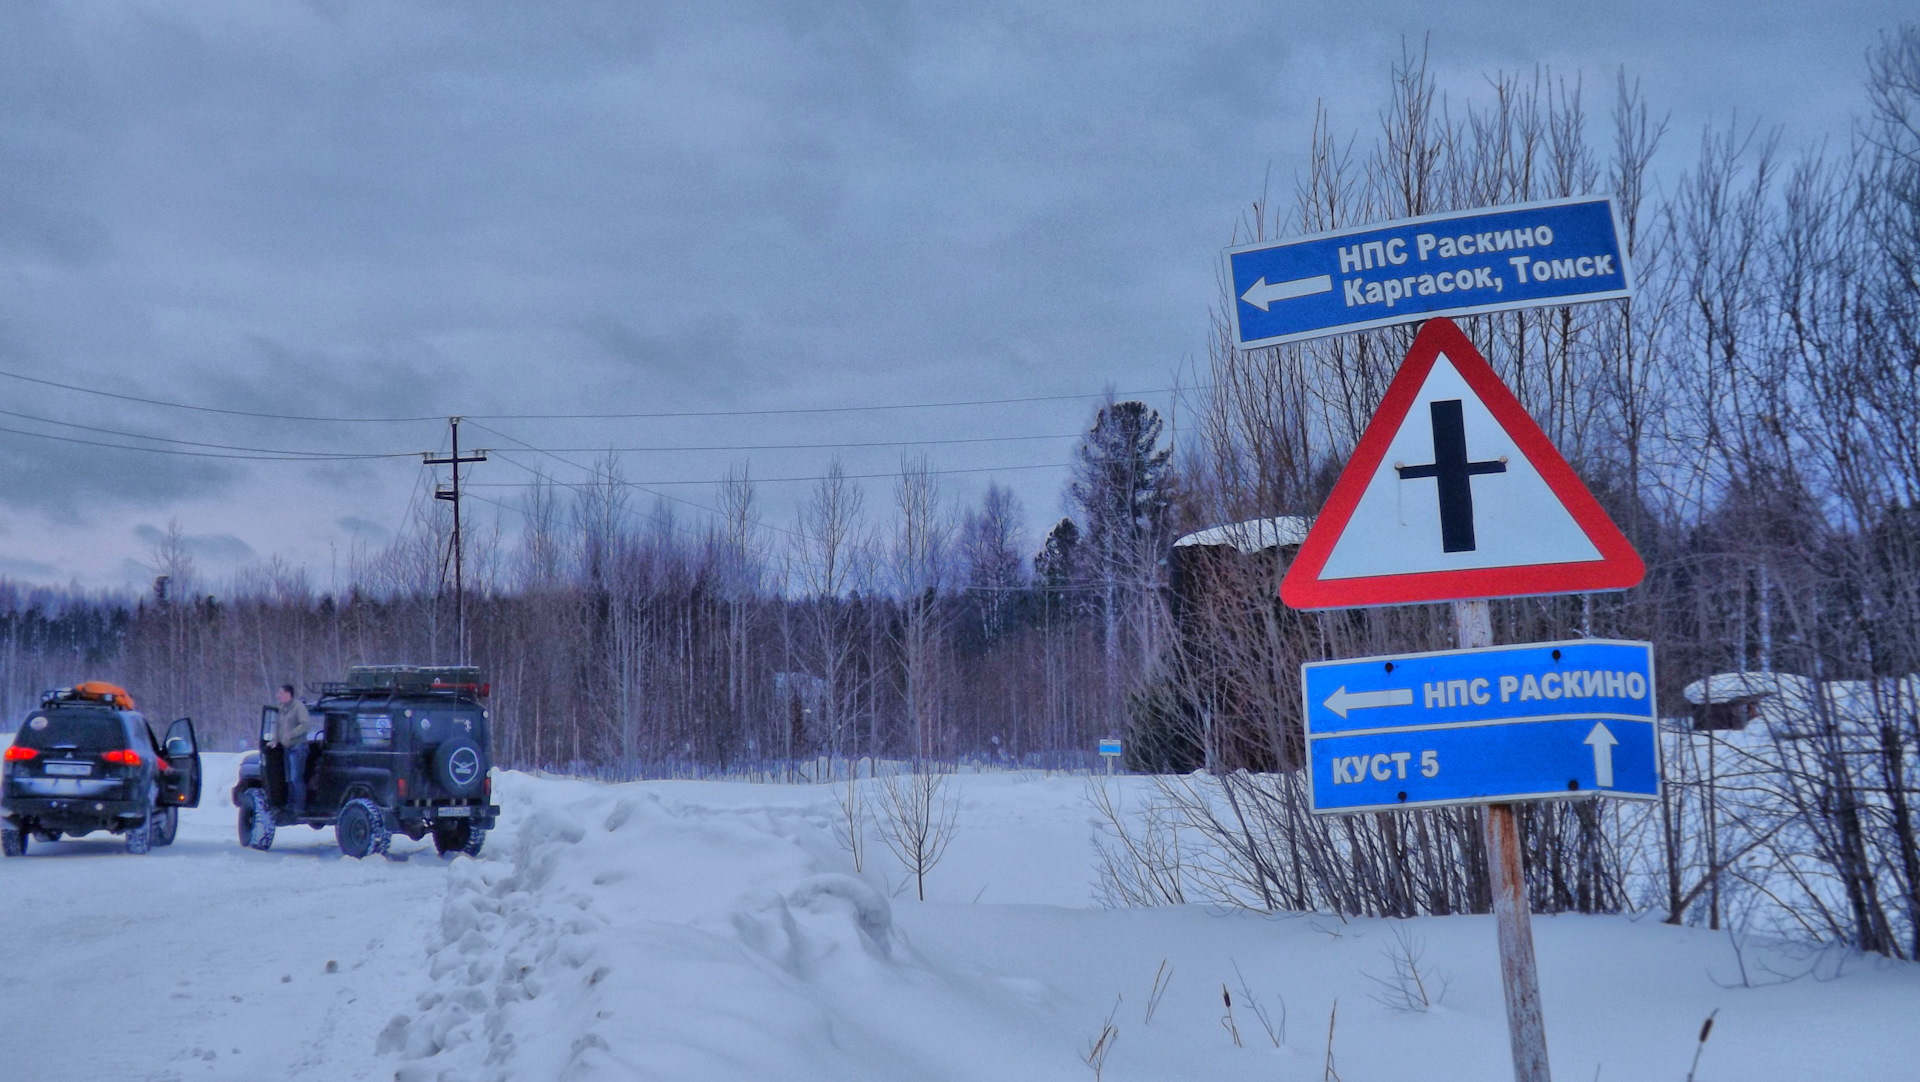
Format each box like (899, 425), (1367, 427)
(424, 417), (487, 664)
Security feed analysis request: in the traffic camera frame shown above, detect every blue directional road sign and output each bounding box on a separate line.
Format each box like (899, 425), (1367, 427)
(1302, 639), (1660, 815)
(1226, 197), (1630, 350)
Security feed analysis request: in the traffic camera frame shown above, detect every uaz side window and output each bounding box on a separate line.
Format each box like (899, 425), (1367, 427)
(356, 713), (394, 749)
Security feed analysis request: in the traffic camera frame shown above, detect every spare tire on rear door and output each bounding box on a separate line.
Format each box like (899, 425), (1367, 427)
(431, 737), (485, 797)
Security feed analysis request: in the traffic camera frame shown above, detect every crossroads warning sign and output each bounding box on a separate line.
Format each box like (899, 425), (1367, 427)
(1280, 318), (1644, 609)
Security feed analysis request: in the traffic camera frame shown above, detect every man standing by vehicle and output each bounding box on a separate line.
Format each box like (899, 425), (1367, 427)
(272, 684), (316, 815)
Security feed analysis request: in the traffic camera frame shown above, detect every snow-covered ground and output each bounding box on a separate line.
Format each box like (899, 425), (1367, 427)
(5, 753), (1919, 1081)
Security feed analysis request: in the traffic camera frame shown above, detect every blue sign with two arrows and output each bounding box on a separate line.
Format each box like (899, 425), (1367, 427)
(1302, 639), (1661, 815)
(1226, 197), (1630, 350)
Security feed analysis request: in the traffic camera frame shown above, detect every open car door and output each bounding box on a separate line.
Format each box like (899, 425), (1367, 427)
(260, 705), (286, 806)
(162, 717), (203, 808)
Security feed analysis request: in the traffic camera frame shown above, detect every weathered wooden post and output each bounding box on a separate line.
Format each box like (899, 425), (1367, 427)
(1457, 598), (1550, 1082)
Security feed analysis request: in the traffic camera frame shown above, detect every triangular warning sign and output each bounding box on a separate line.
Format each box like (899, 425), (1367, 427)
(1281, 318), (1644, 609)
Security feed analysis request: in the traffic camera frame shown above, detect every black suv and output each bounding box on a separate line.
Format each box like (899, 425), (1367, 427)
(3, 684), (203, 856)
(232, 665), (500, 859)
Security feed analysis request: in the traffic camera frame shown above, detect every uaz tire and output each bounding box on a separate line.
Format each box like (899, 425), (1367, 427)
(336, 797), (392, 860)
(1, 823), (25, 857)
(239, 787), (275, 851)
(432, 737), (486, 797)
(433, 821), (486, 858)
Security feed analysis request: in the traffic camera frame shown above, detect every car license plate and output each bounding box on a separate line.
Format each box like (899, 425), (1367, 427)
(434, 806), (471, 818)
(44, 762), (92, 777)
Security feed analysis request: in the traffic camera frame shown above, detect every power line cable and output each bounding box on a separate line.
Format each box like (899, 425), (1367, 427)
(0, 367), (444, 422)
(0, 406), (418, 459)
(461, 387), (1194, 420)
(493, 432), (1080, 454)
(466, 421), (805, 540)
(0, 422), (410, 461)
(0, 399), (1090, 457)
(0, 364), (1196, 423)
(465, 460), (1075, 487)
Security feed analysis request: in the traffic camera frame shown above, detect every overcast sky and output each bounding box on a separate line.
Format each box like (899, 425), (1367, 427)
(0, 1), (1908, 594)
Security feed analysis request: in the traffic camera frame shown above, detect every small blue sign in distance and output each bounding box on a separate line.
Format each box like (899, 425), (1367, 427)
(1098, 738), (1123, 757)
(1227, 197), (1630, 350)
(1302, 639), (1659, 815)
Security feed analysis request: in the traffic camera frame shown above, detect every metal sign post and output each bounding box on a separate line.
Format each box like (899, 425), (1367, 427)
(1098, 738), (1122, 775)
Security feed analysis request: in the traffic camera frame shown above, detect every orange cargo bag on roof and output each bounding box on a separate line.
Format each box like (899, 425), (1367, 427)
(73, 681), (135, 709)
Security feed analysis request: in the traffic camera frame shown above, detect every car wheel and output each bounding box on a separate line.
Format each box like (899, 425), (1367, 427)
(239, 787), (276, 851)
(432, 821), (486, 857)
(1, 822), (25, 857)
(336, 798), (392, 860)
(152, 806), (179, 847)
(125, 811), (152, 855)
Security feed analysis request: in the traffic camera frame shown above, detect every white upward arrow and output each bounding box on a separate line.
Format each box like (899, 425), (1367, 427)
(1240, 274), (1334, 311)
(1584, 723), (1618, 788)
(1322, 686), (1414, 719)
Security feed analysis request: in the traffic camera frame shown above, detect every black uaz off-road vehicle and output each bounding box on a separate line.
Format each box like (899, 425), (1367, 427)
(3, 683), (203, 856)
(232, 666), (500, 859)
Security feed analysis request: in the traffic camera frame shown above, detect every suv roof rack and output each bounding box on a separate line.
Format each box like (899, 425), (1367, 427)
(39, 682), (136, 710)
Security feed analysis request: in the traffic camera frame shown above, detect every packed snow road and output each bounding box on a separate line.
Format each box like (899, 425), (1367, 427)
(0, 753), (445, 1081)
(6, 753), (1920, 1081)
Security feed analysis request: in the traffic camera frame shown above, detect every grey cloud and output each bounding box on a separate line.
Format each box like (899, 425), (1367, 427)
(132, 524), (257, 566)
(337, 515), (389, 541)
(115, 557), (156, 591)
(0, 1), (1905, 585)
(0, 556), (60, 579)
(0, 433), (237, 519)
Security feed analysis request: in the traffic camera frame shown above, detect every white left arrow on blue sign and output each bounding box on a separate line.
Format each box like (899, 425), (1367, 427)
(1238, 274), (1333, 311)
(1322, 685), (1414, 719)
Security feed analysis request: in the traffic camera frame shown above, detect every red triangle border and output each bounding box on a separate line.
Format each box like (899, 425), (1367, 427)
(1280, 318), (1645, 609)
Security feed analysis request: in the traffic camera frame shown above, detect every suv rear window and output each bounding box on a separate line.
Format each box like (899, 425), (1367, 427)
(17, 712), (126, 750)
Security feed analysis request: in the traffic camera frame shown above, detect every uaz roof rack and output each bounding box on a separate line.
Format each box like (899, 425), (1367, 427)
(311, 666), (488, 699)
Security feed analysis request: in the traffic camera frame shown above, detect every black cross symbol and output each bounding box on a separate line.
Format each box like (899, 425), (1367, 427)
(1396, 399), (1506, 553)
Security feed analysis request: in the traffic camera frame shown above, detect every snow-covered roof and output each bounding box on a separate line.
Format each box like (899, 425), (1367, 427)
(1681, 670), (1920, 739)
(1172, 515), (1311, 554)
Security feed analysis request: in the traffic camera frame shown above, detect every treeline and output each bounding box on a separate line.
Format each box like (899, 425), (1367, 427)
(0, 428), (1160, 771)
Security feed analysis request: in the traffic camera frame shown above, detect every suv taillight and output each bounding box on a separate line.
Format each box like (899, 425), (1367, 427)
(3, 746), (35, 761)
(102, 749), (143, 766)
(483, 775), (492, 801)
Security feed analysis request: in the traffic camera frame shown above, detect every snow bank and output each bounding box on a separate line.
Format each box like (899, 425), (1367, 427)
(369, 771), (1920, 1082)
